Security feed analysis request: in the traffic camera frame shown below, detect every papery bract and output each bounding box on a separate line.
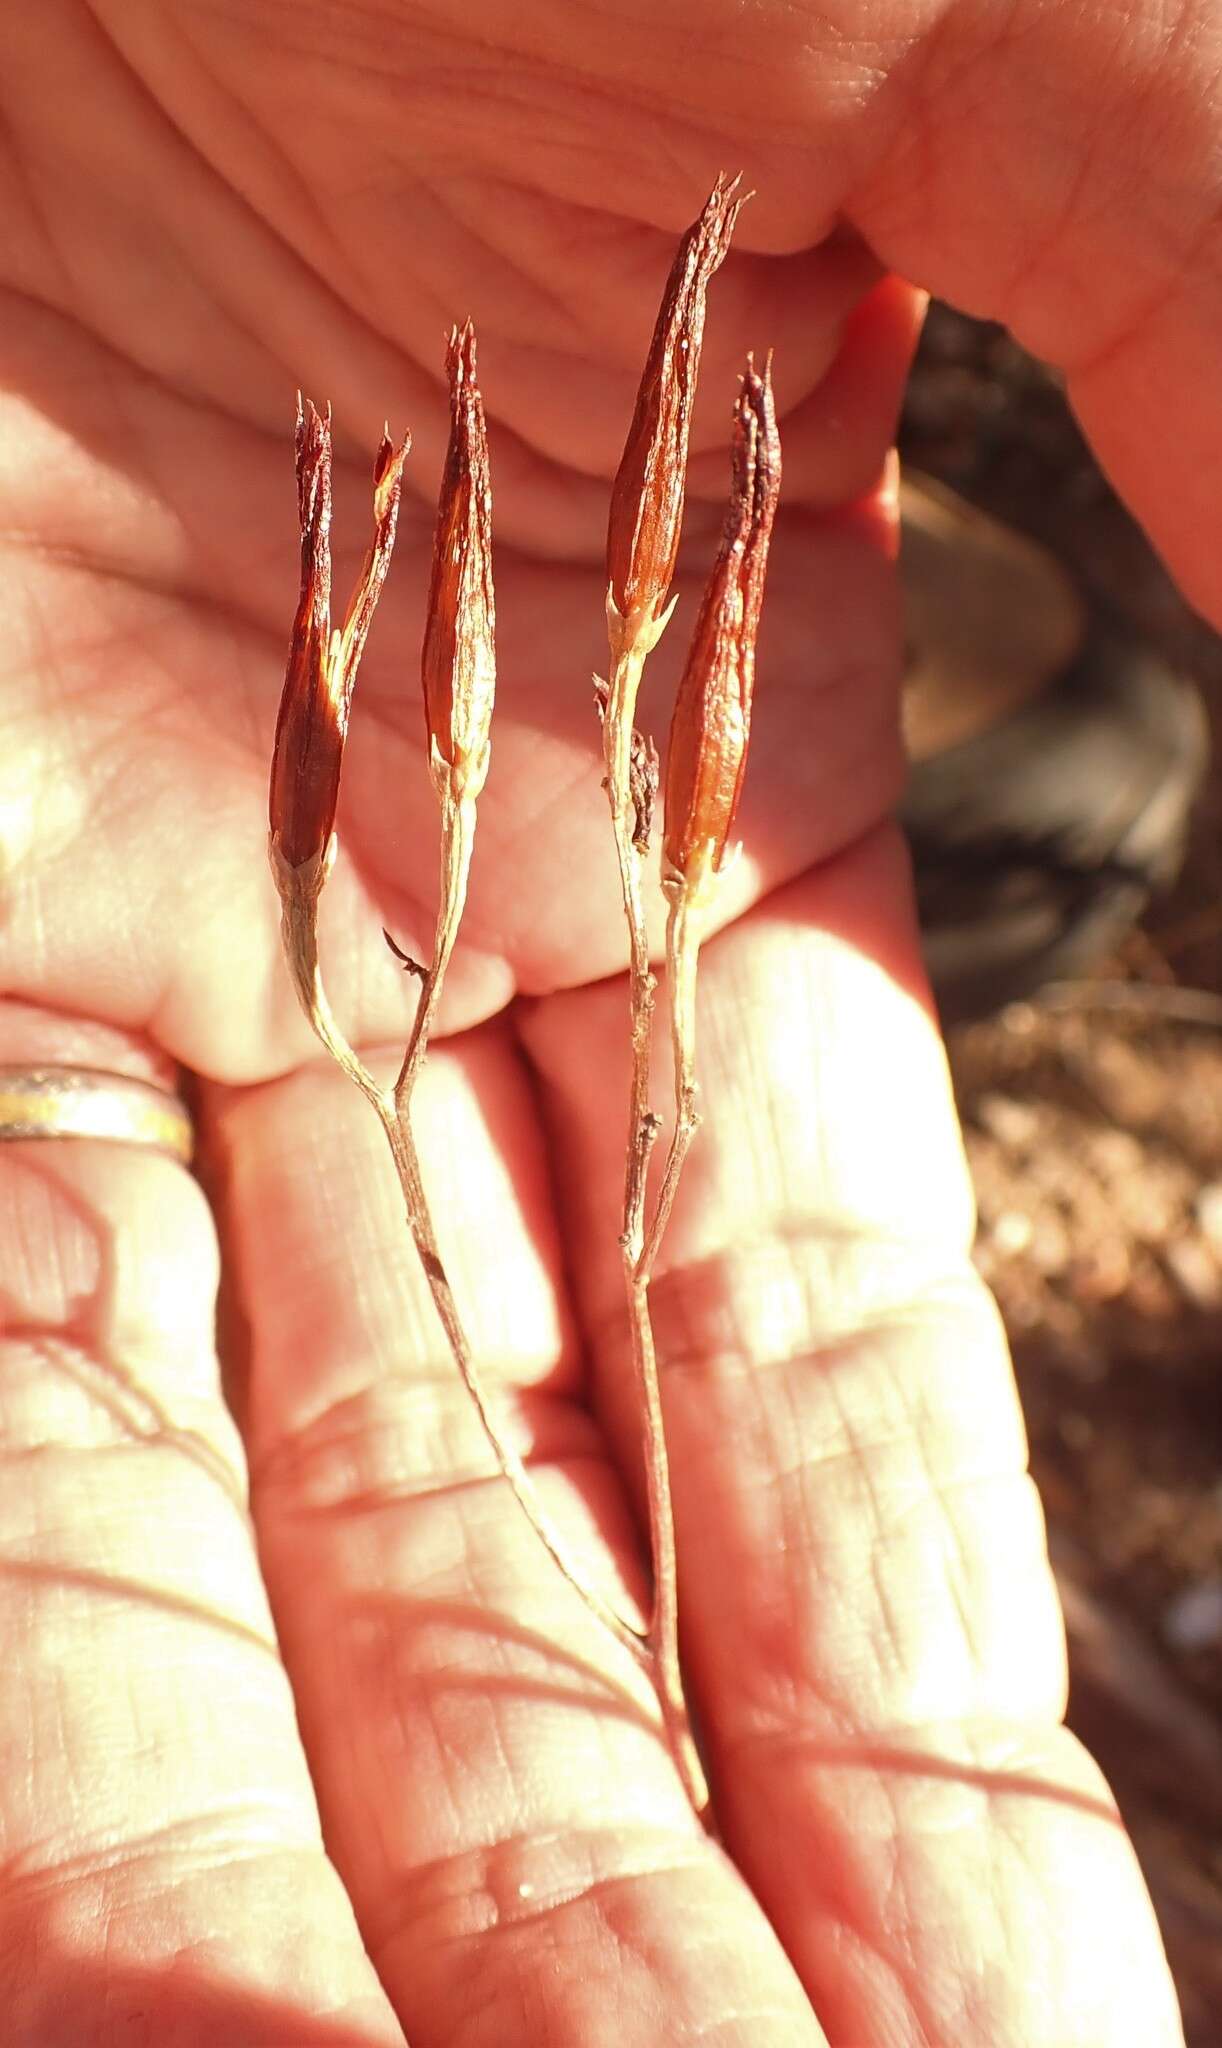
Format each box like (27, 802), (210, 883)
(606, 175), (743, 634)
(269, 401), (409, 871)
(421, 320), (496, 804)
(662, 355), (781, 886)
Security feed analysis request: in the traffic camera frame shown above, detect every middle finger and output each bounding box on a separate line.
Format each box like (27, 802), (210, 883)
(203, 1019), (822, 2046)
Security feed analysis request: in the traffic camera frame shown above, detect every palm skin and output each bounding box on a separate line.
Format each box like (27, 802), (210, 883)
(1, 1), (1214, 2040)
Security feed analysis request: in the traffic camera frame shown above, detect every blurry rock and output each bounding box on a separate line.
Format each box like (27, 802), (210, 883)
(1163, 1579), (1222, 1654)
(1113, 1170), (1182, 1244)
(1029, 1210), (1072, 1276)
(1195, 1180), (1222, 1255)
(991, 1207), (1034, 1256)
(1087, 1127), (1144, 1178)
(1058, 1411), (1095, 1450)
(1068, 1239), (1132, 1301)
(977, 1092), (1040, 1149)
(1164, 1237), (1222, 1312)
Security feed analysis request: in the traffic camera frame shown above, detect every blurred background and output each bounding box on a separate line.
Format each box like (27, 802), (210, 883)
(900, 305), (1222, 2045)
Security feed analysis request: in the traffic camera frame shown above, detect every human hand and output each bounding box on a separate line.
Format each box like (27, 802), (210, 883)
(1, 3), (1208, 2039)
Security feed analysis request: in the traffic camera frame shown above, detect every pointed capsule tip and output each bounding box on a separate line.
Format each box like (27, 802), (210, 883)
(446, 318), (479, 392)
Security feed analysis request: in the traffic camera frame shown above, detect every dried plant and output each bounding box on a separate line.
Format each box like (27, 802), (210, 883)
(269, 399), (410, 1078)
(601, 172), (745, 1275)
(268, 195), (781, 1829)
(594, 177), (759, 1818)
(647, 356), (781, 1275)
(268, 367), (644, 1666)
(396, 320), (496, 1114)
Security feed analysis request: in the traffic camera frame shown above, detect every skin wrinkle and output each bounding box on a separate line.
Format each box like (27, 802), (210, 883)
(40, 20), (895, 536)
(0, 281), (429, 606)
(74, 2), (407, 430)
(88, 1), (785, 511)
(248, 1376), (613, 1514)
(2, 1807), (324, 1896)
(865, 0), (1222, 389)
(2, 34), (433, 499)
(365, 1827), (810, 2048)
(3, 25), (286, 423)
(632, 1258), (1050, 1744)
(113, 0), (353, 281)
(367, 1825), (709, 1957)
(1070, 176), (1222, 387)
(641, 1230), (987, 1371)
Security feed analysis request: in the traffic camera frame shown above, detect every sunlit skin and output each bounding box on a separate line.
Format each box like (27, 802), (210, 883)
(0, 2), (1215, 2040)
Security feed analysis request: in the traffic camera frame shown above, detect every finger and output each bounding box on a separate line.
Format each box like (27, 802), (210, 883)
(837, 0), (1222, 624)
(518, 829), (1183, 2047)
(205, 1022), (827, 2046)
(0, 1010), (402, 2044)
(684, 272), (926, 517)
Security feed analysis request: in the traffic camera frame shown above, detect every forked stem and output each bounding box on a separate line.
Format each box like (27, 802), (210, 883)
(637, 875), (704, 1289)
(604, 640), (662, 1265)
(272, 846), (648, 1668)
(601, 612), (709, 1821)
(394, 788), (471, 1117)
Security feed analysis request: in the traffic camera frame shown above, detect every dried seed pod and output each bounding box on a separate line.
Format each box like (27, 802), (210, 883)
(269, 400), (409, 870)
(606, 174), (744, 635)
(421, 320), (496, 804)
(662, 355), (781, 889)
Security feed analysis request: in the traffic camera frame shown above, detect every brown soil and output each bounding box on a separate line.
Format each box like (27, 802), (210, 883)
(901, 306), (1222, 2046)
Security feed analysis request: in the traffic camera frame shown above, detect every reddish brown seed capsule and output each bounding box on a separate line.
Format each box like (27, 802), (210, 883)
(606, 174), (744, 632)
(269, 400), (409, 870)
(269, 399), (334, 870)
(662, 355), (781, 888)
(421, 320), (496, 804)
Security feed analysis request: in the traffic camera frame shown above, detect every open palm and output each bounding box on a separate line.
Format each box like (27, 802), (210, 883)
(2, 3), (1210, 2041)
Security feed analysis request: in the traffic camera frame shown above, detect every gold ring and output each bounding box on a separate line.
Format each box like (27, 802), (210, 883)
(0, 1066), (193, 1164)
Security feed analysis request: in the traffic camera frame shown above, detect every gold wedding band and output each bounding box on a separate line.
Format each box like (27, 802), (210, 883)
(0, 1066), (193, 1164)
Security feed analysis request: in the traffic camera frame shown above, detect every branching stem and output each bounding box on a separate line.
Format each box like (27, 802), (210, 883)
(601, 612), (709, 1821)
(638, 875), (704, 1289)
(272, 845), (648, 1669)
(394, 788), (471, 1117)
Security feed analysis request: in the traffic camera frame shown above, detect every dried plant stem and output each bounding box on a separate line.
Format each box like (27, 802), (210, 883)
(624, 1272), (707, 1814)
(394, 788), (473, 1115)
(604, 637), (662, 1264)
(638, 870), (705, 1288)
(272, 848), (386, 1119)
(602, 620), (709, 1821)
(272, 849), (648, 1668)
(630, 869), (709, 1819)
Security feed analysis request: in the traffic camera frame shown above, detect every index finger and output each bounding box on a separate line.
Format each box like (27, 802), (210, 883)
(519, 823), (1183, 2046)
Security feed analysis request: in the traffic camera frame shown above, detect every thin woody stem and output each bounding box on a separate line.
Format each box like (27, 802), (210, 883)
(273, 847), (386, 1119)
(379, 1112), (647, 1668)
(625, 1265), (708, 1816)
(273, 850), (647, 1667)
(394, 789), (473, 1116)
(601, 619), (709, 1820)
(604, 642), (662, 1263)
(637, 878), (703, 1289)
(627, 865), (708, 1818)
